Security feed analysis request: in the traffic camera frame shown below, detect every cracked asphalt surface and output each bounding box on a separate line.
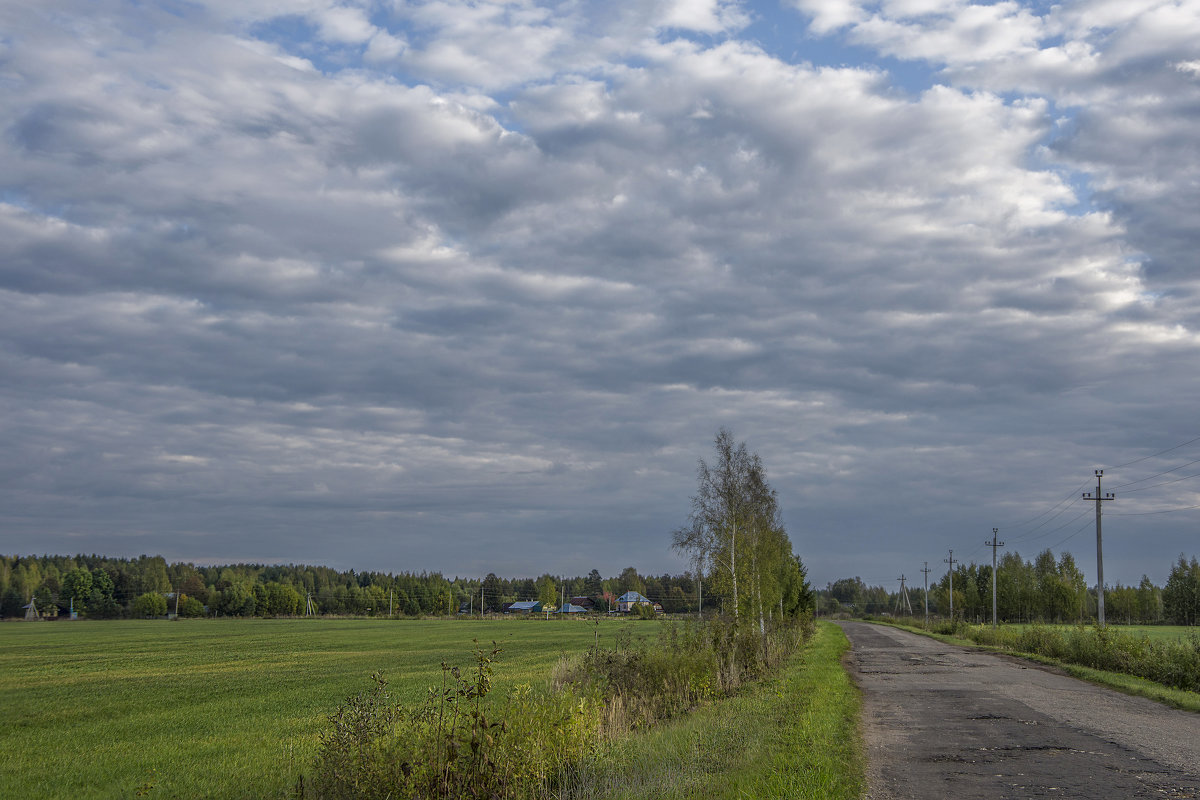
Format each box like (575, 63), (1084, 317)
(837, 621), (1200, 799)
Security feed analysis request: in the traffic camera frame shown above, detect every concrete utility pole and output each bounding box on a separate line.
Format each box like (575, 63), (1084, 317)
(985, 528), (1005, 627)
(945, 550), (958, 620)
(921, 562), (932, 626)
(1083, 470), (1115, 627)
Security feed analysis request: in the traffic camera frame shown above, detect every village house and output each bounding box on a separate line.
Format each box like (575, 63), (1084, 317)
(505, 600), (542, 613)
(617, 591), (652, 613)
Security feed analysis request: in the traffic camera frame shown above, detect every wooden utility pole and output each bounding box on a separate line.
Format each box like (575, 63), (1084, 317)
(895, 575), (912, 616)
(985, 528), (1005, 627)
(1083, 470), (1115, 627)
(945, 550), (957, 620)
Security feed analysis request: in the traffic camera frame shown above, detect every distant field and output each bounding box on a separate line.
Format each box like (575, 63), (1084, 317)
(0, 617), (640, 799)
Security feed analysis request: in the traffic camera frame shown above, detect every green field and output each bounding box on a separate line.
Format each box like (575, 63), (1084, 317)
(0, 617), (638, 799)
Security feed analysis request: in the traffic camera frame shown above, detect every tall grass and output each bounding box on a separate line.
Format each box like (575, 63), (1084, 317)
(904, 619), (1200, 693)
(303, 617), (818, 799)
(552, 618), (807, 732)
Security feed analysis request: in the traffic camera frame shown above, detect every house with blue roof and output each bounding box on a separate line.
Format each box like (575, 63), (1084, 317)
(505, 600), (542, 613)
(617, 591), (651, 613)
(557, 602), (588, 614)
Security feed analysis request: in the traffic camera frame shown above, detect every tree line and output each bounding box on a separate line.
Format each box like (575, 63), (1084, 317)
(821, 551), (1200, 626)
(0, 553), (731, 619)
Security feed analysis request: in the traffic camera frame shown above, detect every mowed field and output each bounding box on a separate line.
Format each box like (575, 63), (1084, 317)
(0, 617), (633, 799)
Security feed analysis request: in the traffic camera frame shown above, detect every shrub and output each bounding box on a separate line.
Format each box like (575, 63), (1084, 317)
(133, 592), (167, 618)
(304, 619), (815, 799)
(306, 643), (603, 800)
(177, 594), (206, 618)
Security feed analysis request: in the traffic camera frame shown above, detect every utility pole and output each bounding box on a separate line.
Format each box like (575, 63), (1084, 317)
(895, 575), (912, 616)
(944, 549), (957, 620)
(985, 528), (1005, 627)
(920, 562), (931, 626)
(1083, 470), (1115, 627)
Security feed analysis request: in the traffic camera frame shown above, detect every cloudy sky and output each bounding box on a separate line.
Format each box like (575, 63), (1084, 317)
(3, 0), (1199, 589)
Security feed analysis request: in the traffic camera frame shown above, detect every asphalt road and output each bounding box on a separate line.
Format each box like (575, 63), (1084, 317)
(836, 621), (1200, 799)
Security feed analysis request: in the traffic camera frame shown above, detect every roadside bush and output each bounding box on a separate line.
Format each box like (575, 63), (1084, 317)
(554, 617), (810, 732)
(929, 619), (969, 636)
(306, 643), (603, 800)
(304, 618), (815, 800)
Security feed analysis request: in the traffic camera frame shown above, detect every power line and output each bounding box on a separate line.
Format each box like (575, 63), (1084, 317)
(1117, 470), (1200, 494)
(1101, 433), (1200, 471)
(1008, 506), (1093, 546)
(1110, 457), (1200, 490)
(1109, 503), (1200, 516)
(1006, 494), (1088, 542)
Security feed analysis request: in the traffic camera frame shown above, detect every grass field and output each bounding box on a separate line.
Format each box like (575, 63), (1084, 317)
(0, 617), (642, 799)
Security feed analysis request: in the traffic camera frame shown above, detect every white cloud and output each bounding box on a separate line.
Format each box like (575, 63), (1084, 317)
(658, 0), (751, 33)
(313, 5), (377, 44)
(790, 0), (868, 35)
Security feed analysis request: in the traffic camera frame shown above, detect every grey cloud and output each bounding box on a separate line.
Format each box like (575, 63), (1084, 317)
(1, 1), (1198, 586)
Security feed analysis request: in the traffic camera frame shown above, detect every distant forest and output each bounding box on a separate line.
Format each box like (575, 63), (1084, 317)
(6, 550), (1197, 625)
(0, 554), (710, 619)
(819, 549), (1200, 626)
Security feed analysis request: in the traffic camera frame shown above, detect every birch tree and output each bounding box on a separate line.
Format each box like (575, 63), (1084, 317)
(673, 428), (752, 623)
(673, 428), (799, 638)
